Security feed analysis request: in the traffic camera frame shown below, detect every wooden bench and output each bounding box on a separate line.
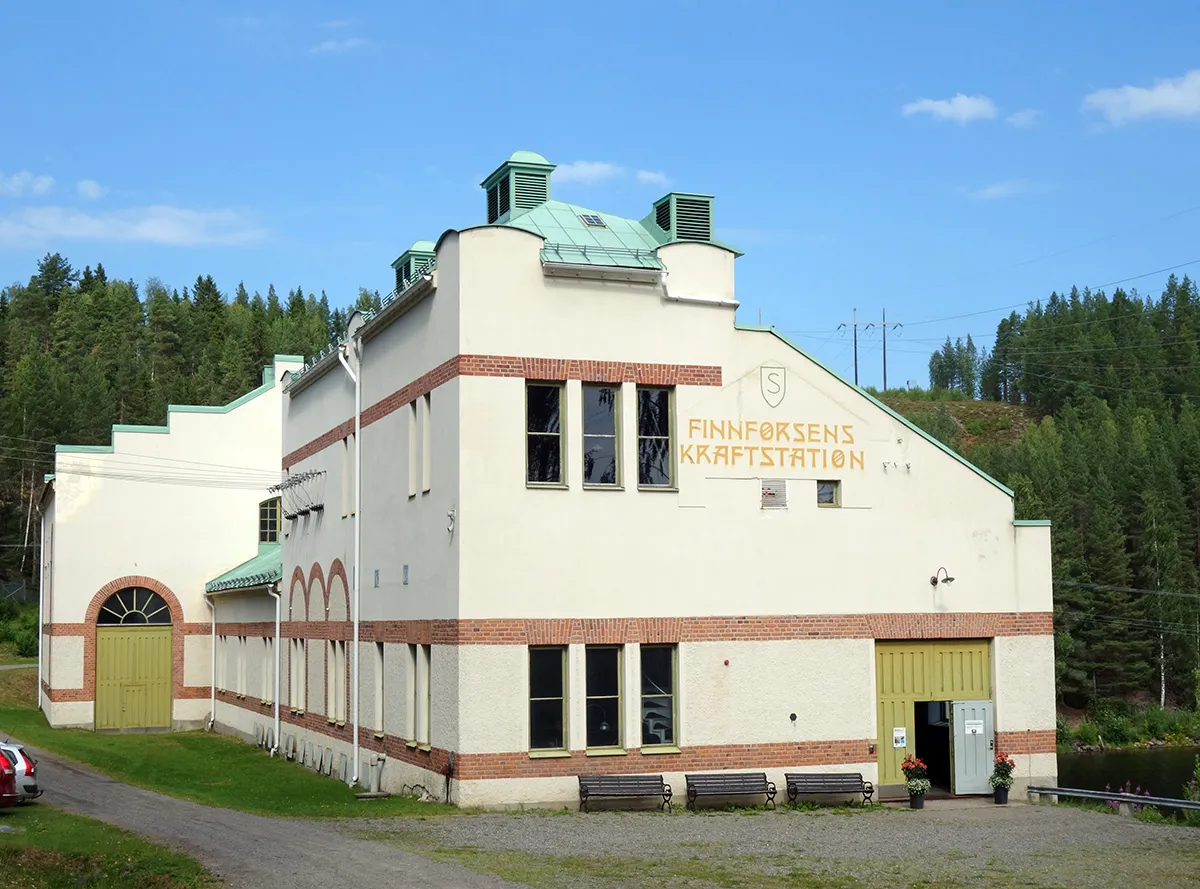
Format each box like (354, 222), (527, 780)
(785, 772), (875, 805)
(578, 774), (672, 812)
(685, 772), (776, 809)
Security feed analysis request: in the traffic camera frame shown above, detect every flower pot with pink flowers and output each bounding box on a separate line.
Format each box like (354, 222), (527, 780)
(901, 754), (930, 809)
(990, 752), (1015, 804)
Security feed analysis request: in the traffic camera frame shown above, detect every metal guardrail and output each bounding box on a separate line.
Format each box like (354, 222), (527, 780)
(1027, 785), (1200, 811)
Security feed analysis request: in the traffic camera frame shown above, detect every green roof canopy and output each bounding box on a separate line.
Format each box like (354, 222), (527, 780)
(205, 544), (281, 593)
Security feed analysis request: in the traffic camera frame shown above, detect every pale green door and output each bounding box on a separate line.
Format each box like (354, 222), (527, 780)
(95, 626), (172, 730)
(875, 641), (991, 786)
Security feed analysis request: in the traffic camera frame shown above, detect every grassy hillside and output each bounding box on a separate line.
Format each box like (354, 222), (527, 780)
(880, 397), (1036, 451)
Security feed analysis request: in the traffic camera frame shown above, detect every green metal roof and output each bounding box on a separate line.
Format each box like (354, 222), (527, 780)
(205, 544), (281, 593)
(500, 200), (665, 269)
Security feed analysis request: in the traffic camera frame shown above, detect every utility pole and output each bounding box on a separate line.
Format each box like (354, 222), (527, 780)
(838, 310), (902, 389)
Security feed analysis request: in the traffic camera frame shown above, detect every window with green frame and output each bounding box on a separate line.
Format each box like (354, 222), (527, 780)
(529, 646), (567, 750)
(636, 387), (673, 487)
(526, 382), (564, 485)
(259, 497), (280, 543)
(585, 645), (622, 748)
(582, 384), (620, 486)
(640, 644), (677, 747)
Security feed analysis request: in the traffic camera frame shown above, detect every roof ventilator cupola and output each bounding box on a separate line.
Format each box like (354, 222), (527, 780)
(481, 151), (555, 224)
(390, 240), (437, 295)
(646, 192), (715, 243)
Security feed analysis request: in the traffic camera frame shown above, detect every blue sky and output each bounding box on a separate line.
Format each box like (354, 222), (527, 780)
(3, 1), (1199, 388)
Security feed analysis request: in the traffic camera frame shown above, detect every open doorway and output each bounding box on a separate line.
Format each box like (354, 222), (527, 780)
(913, 701), (952, 794)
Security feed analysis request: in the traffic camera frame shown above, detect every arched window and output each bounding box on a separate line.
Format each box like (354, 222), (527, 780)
(96, 587), (172, 625)
(259, 498), (281, 543)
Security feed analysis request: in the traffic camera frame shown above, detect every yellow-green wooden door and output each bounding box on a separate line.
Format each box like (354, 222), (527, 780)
(95, 626), (172, 730)
(875, 640), (991, 785)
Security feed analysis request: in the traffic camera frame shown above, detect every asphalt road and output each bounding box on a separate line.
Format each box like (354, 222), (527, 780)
(23, 745), (514, 889)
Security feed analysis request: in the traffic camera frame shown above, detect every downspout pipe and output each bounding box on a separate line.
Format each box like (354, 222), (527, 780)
(205, 592), (216, 730)
(337, 339), (362, 787)
(267, 582), (281, 755)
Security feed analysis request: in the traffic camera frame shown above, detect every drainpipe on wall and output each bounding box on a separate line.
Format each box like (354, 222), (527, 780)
(267, 583), (281, 755)
(337, 335), (363, 788)
(35, 507), (44, 712)
(205, 592), (216, 730)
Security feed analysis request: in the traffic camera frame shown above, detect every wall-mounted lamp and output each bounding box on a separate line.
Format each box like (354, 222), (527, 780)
(929, 567), (955, 587)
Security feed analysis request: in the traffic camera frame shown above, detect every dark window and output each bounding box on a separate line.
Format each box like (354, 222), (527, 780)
(637, 387), (673, 487)
(585, 646), (622, 748)
(817, 480), (840, 507)
(582, 385), (619, 486)
(259, 498), (280, 543)
(96, 588), (172, 625)
(641, 645), (676, 746)
(529, 647), (566, 750)
(526, 383), (564, 485)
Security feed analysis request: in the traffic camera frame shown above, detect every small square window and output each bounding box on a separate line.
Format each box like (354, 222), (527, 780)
(816, 480), (840, 507)
(579, 213), (607, 228)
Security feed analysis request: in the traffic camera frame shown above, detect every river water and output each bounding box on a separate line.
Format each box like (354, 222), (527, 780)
(1057, 746), (1200, 798)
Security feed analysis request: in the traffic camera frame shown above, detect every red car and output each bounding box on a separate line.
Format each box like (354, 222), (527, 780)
(0, 756), (19, 808)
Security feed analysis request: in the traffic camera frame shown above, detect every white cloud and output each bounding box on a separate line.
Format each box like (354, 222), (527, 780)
(310, 37), (366, 54)
(1083, 69), (1200, 125)
(553, 161), (624, 185)
(1006, 109), (1042, 128)
(636, 170), (670, 187)
(0, 205), (266, 247)
(966, 179), (1045, 200)
(77, 179), (108, 200)
(902, 94), (998, 124)
(0, 170), (54, 197)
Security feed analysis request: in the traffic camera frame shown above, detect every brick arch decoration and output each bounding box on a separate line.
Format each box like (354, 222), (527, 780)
(84, 575), (186, 704)
(308, 563), (326, 621)
(327, 559), (350, 622)
(288, 567), (307, 621)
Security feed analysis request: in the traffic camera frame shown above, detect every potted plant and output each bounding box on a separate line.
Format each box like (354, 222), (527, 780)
(990, 752), (1015, 804)
(901, 754), (930, 809)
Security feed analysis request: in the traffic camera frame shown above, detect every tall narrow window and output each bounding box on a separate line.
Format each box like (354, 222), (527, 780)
(217, 635), (227, 690)
(641, 645), (677, 747)
(585, 645), (622, 749)
(405, 643), (417, 742)
(238, 636), (247, 696)
(637, 387), (674, 487)
(582, 385), (620, 486)
(348, 433), (356, 516)
(421, 393), (432, 493)
(408, 401), (418, 498)
(529, 647), (567, 751)
(261, 637), (271, 702)
(326, 640), (336, 719)
(374, 642), (385, 732)
(336, 641), (347, 723)
(526, 382), (564, 485)
(342, 437), (351, 517)
(415, 644), (432, 745)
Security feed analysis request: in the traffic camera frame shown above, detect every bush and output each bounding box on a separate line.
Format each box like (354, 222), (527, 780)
(14, 629), (37, 658)
(0, 597), (18, 623)
(1056, 713), (1070, 743)
(1074, 719), (1100, 746)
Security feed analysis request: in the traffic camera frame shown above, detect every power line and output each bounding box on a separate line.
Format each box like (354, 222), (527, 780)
(1055, 580), (1200, 602)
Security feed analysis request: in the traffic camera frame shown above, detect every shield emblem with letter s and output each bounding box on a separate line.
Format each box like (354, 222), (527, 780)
(760, 365), (786, 408)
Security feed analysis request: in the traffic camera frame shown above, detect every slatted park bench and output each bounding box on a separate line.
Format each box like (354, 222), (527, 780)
(685, 771), (776, 809)
(785, 772), (875, 805)
(578, 774), (672, 812)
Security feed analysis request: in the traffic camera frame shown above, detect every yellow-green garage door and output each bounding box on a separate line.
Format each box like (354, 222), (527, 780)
(875, 640), (991, 785)
(95, 626), (173, 731)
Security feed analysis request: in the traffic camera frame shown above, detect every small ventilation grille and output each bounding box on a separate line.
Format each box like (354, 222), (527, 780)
(513, 172), (548, 208)
(498, 177), (511, 217)
(655, 200), (671, 232)
(394, 263), (407, 292)
(761, 478), (787, 509)
(487, 184), (499, 223)
(674, 197), (712, 241)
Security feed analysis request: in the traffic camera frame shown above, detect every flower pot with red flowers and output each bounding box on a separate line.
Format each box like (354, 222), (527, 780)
(901, 754), (930, 809)
(990, 752), (1015, 804)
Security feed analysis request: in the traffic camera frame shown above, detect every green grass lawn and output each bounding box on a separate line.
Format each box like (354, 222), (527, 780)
(0, 642), (36, 666)
(0, 804), (215, 889)
(0, 669), (452, 819)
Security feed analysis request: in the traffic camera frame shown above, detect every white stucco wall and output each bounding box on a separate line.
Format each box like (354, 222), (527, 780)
(47, 635), (83, 689)
(184, 634), (211, 688)
(993, 635), (1057, 733)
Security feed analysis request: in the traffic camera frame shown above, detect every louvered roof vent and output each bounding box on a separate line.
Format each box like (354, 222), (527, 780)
(648, 192), (715, 243)
(391, 240), (436, 293)
(481, 150), (555, 224)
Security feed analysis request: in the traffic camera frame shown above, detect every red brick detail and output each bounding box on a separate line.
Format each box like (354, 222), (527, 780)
(289, 567), (307, 621)
(996, 730), (1057, 756)
(454, 740), (876, 781)
(42, 682), (90, 703)
(283, 353), (723, 468)
(308, 562), (326, 618)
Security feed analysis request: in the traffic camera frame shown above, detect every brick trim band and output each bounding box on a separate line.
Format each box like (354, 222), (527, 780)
(42, 682), (210, 704)
(996, 730), (1057, 756)
(283, 353), (723, 468)
(211, 611), (1053, 644)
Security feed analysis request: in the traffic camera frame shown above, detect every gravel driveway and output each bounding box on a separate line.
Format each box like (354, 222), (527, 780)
(25, 745), (515, 889)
